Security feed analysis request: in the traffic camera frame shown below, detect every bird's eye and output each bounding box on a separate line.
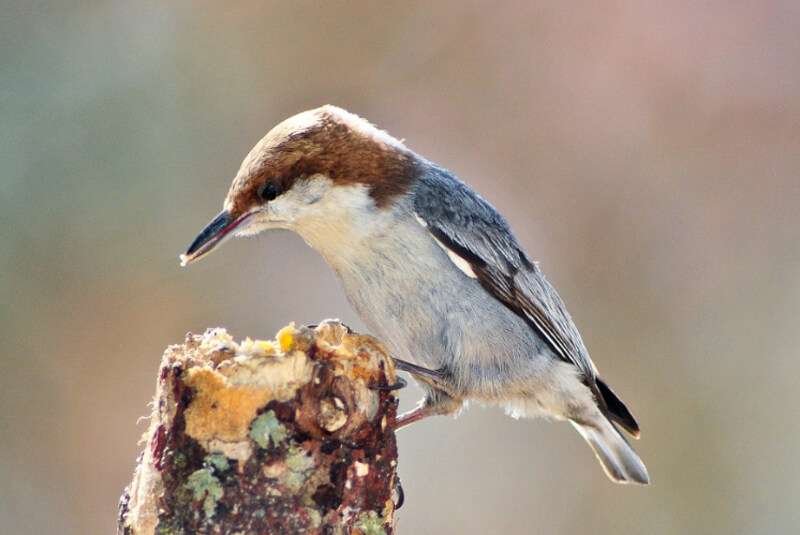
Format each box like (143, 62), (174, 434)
(258, 182), (281, 202)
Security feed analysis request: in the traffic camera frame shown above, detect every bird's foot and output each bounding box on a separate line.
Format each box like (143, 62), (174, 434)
(391, 358), (454, 395)
(368, 376), (407, 391)
(395, 405), (435, 428)
(395, 393), (463, 429)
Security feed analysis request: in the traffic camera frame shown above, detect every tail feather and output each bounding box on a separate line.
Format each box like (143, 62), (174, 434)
(570, 417), (650, 485)
(596, 377), (640, 438)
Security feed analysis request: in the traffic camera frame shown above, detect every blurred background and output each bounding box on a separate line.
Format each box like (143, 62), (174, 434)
(2, 1), (799, 533)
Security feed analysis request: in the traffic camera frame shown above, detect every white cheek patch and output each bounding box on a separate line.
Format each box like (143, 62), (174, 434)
(414, 213), (477, 279)
(234, 211), (282, 237)
(297, 180), (375, 230)
(290, 175), (330, 205)
(252, 175), (332, 227)
(266, 196), (294, 222)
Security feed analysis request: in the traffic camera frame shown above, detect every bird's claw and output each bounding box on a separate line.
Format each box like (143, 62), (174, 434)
(393, 474), (405, 509)
(368, 376), (407, 391)
(392, 358), (456, 396)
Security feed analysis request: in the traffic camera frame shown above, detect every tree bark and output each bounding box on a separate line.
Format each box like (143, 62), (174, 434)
(118, 320), (400, 535)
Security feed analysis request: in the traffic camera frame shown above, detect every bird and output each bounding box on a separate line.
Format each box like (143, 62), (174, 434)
(180, 105), (650, 485)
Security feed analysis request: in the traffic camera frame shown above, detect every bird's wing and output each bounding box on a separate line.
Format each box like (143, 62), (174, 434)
(412, 167), (597, 381)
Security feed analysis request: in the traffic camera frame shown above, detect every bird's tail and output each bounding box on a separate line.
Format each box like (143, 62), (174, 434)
(570, 416), (650, 485)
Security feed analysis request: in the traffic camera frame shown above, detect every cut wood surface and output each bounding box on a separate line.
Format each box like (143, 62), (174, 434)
(118, 320), (400, 535)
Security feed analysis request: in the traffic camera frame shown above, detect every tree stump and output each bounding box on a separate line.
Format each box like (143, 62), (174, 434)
(118, 320), (400, 534)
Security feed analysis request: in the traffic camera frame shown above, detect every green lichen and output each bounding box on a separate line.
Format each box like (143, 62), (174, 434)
(305, 507), (322, 528)
(355, 511), (386, 535)
(284, 445), (314, 491)
(185, 468), (223, 519)
(172, 451), (187, 470)
(249, 410), (287, 449)
(205, 453), (230, 473)
(155, 524), (181, 535)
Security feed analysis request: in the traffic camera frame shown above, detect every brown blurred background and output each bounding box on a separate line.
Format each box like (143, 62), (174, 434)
(2, 1), (800, 533)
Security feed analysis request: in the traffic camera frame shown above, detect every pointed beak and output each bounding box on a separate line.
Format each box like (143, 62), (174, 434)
(179, 209), (253, 266)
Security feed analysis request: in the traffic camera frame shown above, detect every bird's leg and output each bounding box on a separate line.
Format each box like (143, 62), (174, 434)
(386, 357), (462, 428)
(395, 390), (463, 429)
(395, 404), (431, 428)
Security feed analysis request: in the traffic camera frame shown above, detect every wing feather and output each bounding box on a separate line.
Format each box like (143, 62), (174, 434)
(412, 166), (597, 381)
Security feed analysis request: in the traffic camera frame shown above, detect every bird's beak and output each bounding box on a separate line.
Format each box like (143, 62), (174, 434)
(179, 209), (254, 266)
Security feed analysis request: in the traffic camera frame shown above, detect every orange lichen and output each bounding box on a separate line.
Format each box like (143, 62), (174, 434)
(240, 337), (279, 357)
(120, 321), (399, 534)
(184, 368), (271, 443)
(277, 324), (297, 353)
(349, 364), (376, 382)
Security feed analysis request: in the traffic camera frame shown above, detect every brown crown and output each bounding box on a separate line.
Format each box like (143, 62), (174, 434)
(224, 106), (420, 215)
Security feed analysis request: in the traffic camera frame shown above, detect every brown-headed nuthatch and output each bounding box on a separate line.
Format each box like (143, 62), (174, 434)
(181, 106), (649, 484)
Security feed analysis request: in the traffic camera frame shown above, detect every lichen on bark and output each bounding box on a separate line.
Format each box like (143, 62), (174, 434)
(118, 321), (400, 534)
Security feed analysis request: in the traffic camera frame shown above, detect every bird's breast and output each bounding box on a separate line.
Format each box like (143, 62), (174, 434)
(330, 215), (545, 383)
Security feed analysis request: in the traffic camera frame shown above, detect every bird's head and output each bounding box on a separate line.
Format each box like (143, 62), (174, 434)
(180, 105), (418, 266)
